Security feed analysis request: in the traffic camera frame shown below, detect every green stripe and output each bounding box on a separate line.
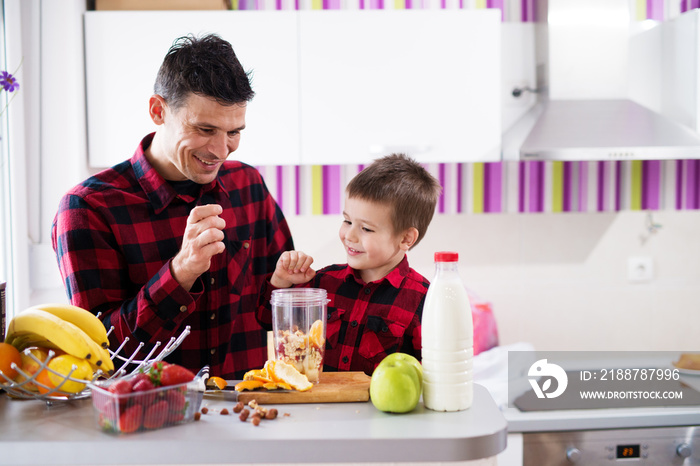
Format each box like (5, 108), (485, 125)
(552, 161), (563, 213)
(473, 163), (484, 214)
(630, 160), (642, 211)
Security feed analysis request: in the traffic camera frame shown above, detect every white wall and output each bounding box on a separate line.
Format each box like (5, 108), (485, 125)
(288, 210), (700, 352)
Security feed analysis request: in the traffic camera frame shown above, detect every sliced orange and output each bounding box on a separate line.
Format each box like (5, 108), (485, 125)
(234, 380), (264, 391)
(243, 368), (273, 384)
(262, 382), (279, 390)
(309, 319), (324, 349)
(208, 376), (227, 390)
(276, 382), (292, 390)
(266, 359), (313, 392)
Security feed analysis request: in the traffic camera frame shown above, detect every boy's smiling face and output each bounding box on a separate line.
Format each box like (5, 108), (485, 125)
(339, 196), (412, 283)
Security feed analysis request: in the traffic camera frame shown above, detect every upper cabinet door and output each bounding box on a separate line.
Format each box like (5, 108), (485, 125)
(298, 10), (501, 165)
(84, 11), (299, 168)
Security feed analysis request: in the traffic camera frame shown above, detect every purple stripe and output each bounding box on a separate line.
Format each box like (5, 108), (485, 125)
(615, 161), (622, 211)
(692, 0), (700, 10)
(457, 163), (463, 214)
(295, 166), (301, 215)
(578, 161), (588, 212)
(563, 161), (572, 212)
(642, 160), (661, 210)
(528, 161), (543, 212)
(276, 0), (281, 9)
(521, 0), (529, 22)
(406, 0), (412, 8)
(688, 160), (700, 209)
(322, 165), (341, 214)
(438, 163), (446, 214)
(441, 0), (446, 9)
(276, 165), (284, 213)
(647, 0), (664, 20)
(597, 161), (605, 211)
(676, 160), (683, 209)
(483, 164), (491, 212)
(518, 161), (526, 213)
(681, 0), (688, 13)
(485, 162), (502, 213)
(487, 0), (505, 21)
(696, 161), (700, 209)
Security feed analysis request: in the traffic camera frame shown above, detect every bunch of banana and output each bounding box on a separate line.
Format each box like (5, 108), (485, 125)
(5, 303), (114, 375)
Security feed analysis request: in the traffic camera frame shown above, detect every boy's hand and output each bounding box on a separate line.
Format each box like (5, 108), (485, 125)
(271, 251), (316, 288)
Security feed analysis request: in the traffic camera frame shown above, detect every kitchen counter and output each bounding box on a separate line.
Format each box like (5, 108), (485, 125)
(503, 405), (700, 433)
(0, 384), (507, 465)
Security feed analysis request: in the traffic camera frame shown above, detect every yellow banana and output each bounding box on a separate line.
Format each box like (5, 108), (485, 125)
(80, 328), (113, 374)
(8, 334), (62, 352)
(28, 303), (110, 349)
(7, 309), (98, 363)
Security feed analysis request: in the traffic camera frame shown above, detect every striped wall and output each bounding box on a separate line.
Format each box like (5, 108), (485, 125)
(257, 160), (700, 215)
(250, 0), (700, 216)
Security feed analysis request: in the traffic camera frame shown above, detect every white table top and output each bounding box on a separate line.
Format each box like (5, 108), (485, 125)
(0, 384), (507, 465)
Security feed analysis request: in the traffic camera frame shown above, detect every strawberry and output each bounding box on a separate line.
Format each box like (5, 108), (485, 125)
(160, 364), (195, 387)
(146, 361), (170, 386)
(143, 400), (169, 429)
(132, 377), (155, 392)
(107, 379), (132, 395)
(165, 388), (187, 412)
(93, 394), (118, 421)
(166, 409), (185, 424)
(119, 404), (144, 433)
(129, 372), (150, 390)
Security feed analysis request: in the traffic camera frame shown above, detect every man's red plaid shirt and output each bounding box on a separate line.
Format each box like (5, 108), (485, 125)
(52, 134), (293, 378)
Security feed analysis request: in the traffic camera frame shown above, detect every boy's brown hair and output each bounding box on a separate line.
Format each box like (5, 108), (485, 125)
(346, 154), (442, 249)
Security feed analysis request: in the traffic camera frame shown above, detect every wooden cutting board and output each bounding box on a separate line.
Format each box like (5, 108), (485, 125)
(237, 371), (371, 405)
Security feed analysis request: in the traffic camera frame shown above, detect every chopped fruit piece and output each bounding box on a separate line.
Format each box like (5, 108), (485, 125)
(266, 359), (313, 392)
(234, 380), (264, 391)
(263, 382), (279, 390)
(276, 382), (292, 390)
(208, 376), (227, 390)
(309, 319), (325, 349)
(243, 368), (273, 383)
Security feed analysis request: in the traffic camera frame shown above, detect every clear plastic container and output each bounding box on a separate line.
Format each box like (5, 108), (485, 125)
(271, 288), (328, 383)
(89, 375), (202, 434)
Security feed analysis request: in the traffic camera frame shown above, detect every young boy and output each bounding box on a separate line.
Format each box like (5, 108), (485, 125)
(257, 154), (441, 376)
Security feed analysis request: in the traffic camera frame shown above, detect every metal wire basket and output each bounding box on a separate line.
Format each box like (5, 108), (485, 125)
(0, 325), (191, 405)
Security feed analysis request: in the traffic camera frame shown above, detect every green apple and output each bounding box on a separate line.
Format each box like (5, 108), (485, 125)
(379, 352), (423, 387)
(370, 358), (421, 413)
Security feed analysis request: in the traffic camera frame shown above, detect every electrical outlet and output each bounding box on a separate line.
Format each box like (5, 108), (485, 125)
(628, 256), (653, 283)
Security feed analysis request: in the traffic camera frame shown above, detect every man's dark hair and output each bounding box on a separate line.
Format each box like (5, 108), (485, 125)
(154, 33), (255, 109)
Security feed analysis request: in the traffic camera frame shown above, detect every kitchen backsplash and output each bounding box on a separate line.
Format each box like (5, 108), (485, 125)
(257, 160), (700, 216)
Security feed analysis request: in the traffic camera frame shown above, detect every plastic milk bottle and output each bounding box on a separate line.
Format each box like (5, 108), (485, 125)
(421, 251), (474, 411)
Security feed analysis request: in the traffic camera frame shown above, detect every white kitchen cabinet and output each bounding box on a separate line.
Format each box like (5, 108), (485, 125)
(298, 9), (501, 164)
(84, 11), (300, 168)
(84, 9), (501, 168)
(628, 9), (700, 132)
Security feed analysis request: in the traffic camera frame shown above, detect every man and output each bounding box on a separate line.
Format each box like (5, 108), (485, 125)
(52, 34), (293, 378)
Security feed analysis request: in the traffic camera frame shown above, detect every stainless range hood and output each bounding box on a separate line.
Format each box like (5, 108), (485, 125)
(504, 0), (700, 161)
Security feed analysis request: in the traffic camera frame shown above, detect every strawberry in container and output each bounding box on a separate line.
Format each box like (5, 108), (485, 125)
(89, 361), (202, 434)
